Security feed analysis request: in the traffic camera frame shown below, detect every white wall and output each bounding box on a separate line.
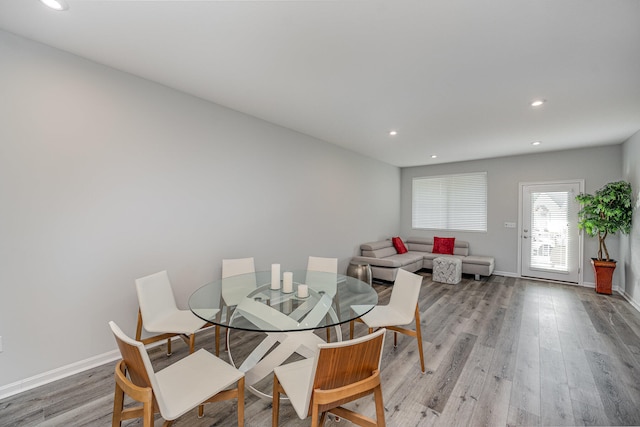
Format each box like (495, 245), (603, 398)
(622, 130), (640, 308)
(0, 31), (400, 388)
(400, 146), (622, 281)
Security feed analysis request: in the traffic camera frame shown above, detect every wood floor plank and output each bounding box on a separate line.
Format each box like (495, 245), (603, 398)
(423, 332), (477, 414)
(507, 405), (541, 427)
(473, 374), (512, 427)
(584, 350), (640, 425)
(538, 299), (561, 352)
(558, 331), (606, 410)
(510, 325), (540, 417)
(422, 314), (469, 373)
(435, 343), (493, 426)
(539, 347), (575, 426)
(571, 399), (611, 427)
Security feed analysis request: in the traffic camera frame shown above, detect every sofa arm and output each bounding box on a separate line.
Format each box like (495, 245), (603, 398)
(351, 256), (402, 268)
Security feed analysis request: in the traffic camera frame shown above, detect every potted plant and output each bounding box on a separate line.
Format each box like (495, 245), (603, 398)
(576, 180), (633, 294)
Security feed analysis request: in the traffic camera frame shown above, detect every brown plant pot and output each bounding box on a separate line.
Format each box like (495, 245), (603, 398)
(591, 258), (616, 295)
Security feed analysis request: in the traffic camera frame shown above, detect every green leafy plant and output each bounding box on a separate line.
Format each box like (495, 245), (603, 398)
(576, 180), (633, 261)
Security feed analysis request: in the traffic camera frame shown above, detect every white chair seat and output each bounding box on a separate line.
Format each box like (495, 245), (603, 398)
(145, 310), (208, 335)
(360, 305), (414, 329)
(156, 348), (245, 420)
(273, 358), (315, 419)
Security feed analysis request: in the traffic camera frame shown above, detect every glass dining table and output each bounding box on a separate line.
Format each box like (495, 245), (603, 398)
(189, 270), (378, 399)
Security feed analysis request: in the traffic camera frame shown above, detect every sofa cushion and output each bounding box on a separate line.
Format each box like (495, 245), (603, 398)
(433, 237), (455, 255)
(360, 240), (393, 251)
(392, 237), (408, 254)
(362, 246), (397, 259)
(463, 255), (494, 266)
(388, 252), (424, 267)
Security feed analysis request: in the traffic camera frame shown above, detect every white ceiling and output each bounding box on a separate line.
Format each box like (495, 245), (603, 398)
(1, 0), (639, 167)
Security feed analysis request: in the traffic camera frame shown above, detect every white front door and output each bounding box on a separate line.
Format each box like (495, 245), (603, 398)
(520, 181), (583, 283)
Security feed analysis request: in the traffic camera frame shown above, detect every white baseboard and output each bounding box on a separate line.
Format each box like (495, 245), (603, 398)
(0, 349), (121, 401)
(619, 289), (640, 313)
(493, 270), (518, 277)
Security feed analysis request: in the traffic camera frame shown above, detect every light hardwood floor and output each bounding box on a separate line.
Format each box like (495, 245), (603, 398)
(3, 273), (640, 426)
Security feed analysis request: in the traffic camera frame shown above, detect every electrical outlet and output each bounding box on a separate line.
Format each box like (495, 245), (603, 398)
(504, 222), (516, 228)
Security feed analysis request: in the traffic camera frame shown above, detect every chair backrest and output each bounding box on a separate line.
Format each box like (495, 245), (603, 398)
(306, 256), (338, 297)
(307, 256), (337, 273)
(221, 257), (257, 307)
(109, 321), (168, 416)
(305, 328), (386, 413)
(388, 269), (423, 313)
(135, 271), (179, 325)
(222, 257), (255, 278)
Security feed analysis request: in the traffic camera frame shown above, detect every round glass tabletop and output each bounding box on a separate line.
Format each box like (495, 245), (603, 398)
(189, 270), (378, 333)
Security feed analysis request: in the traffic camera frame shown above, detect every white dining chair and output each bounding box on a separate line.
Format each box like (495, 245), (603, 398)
(306, 256), (338, 341)
(110, 321), (245, 427)
(350, 268), (425, 373)
(135, 270), (212, 356)
(272, 328), (386, 427)
(221, 257), (257, 307)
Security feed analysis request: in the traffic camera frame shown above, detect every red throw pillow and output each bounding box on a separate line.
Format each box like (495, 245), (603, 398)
(433, 237), (455, 255)
(392, 237), (408, 254)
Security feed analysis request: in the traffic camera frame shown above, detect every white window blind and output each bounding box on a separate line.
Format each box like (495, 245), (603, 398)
(412, 172), (487, 232)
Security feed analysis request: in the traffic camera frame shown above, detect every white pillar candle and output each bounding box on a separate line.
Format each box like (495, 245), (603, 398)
(283, 271), (293, 293)
(297, 284), (309, 298)
(271, 264), (281, 290)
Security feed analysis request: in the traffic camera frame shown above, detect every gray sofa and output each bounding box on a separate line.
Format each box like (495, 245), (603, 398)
(351, 236), (495, 282)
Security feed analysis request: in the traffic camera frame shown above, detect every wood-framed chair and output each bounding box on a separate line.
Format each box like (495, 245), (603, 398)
(135, 270), (218, 356)
(272, 328), (386, 427)
(110, 321), (244, 427)
(306, 256), (338, 342)
(350, 268), (425, 373)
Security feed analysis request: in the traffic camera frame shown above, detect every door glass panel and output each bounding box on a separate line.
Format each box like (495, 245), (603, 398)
(530, 191), (569, 272)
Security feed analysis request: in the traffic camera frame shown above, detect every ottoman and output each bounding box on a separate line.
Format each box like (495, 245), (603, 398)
(433, 257), (462, 284)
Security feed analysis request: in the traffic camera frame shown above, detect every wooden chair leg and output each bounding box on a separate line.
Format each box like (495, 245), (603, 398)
(135, 309), (144, 341)
(272, 376), (281, 427)
(237, 376), (245, 427)
(326, 327), (331, 343)
(311, 401), (320, 427)
(215, 324), (220, 356)
(349, 320), (354, 339)
(112, 382), (125, 427)
(189, 334), (196, 354)
(166, 337), (172, 356)
(394, 331), (398, 347)
(142, 400), (154, 427)
(374, 384), (386, 426)
(414, 304), (425, 373)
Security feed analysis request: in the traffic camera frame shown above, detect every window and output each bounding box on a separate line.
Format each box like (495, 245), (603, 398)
(412, 172), (487, 232)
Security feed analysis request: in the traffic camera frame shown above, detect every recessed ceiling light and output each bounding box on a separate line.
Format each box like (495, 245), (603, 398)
(389, 130), (398, 136)
(431, 155), (438, 159)
(532, 141), (541, 146)
(530, 99), (546, 107)
(40, 0), (68, 11)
